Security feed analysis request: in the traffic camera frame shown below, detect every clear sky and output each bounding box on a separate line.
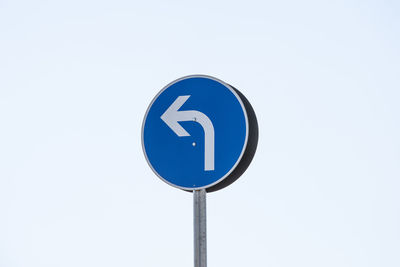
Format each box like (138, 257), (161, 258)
(0, 1), (399, 266)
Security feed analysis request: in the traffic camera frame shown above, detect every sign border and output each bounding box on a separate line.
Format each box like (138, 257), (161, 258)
(141, 74), (249, 191)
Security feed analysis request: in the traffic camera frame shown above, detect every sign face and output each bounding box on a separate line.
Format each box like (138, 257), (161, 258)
(142, 75), (258, 192)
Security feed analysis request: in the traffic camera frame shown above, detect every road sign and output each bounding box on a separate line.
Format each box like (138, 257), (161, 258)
(142, 75), (258, 192)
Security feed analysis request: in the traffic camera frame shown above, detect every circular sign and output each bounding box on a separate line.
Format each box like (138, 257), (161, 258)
(142, 75), (258, 192)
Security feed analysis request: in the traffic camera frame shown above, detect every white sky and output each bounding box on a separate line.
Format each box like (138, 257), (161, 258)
(1, 1), (399, 266)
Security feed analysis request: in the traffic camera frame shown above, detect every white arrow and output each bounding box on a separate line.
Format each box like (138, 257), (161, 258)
(161, 95), (215, 171)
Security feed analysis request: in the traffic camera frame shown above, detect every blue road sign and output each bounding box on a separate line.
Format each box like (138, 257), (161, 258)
(142, 75), (258, 192)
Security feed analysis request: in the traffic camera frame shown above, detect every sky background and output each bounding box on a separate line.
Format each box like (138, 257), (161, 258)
(1, 0), (399, 266)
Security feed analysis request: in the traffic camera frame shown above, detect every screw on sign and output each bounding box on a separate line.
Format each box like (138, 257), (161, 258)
(142, 75), (258, 267)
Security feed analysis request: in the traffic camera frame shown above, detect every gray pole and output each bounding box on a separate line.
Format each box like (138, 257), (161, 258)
(193, 189), (207, 267)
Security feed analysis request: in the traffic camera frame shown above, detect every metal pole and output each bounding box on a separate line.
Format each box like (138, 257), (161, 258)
(194, 189), (207, 267)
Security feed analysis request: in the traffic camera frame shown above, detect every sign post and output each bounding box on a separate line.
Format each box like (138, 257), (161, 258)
(142, 75), (258, 266)
(193, 189), (207, 267)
